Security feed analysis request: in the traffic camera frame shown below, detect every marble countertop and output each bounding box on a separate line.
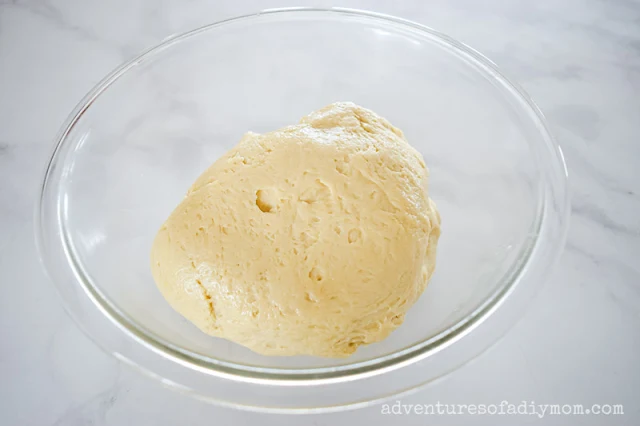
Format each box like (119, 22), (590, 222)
(1, 0), (639, 425)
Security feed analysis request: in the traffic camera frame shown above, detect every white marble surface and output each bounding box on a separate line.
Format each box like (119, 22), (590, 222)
(1, 0), (639, 425)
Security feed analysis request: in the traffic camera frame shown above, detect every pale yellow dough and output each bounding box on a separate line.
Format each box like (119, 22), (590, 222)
(150, 102), (440, 358)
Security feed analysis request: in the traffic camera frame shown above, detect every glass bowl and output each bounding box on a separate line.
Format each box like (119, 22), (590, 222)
(36, 7), (569, 413)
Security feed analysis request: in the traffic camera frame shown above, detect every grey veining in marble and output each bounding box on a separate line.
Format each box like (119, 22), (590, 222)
(1, 0), (639, 425)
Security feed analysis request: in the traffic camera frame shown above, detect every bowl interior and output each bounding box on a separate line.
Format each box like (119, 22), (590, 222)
(57, 12), (541, 371)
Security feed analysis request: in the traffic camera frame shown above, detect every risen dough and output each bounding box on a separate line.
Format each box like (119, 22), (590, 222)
(150, 102), (440, 357)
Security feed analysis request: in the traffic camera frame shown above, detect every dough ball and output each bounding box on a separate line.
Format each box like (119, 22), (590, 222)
(150, 102), (441, 357)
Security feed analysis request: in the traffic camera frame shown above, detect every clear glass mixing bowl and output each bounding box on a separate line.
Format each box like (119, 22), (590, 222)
(36, 8), (569, 413)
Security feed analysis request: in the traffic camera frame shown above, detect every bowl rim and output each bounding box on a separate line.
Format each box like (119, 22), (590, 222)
(35, 5), (569, 402)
